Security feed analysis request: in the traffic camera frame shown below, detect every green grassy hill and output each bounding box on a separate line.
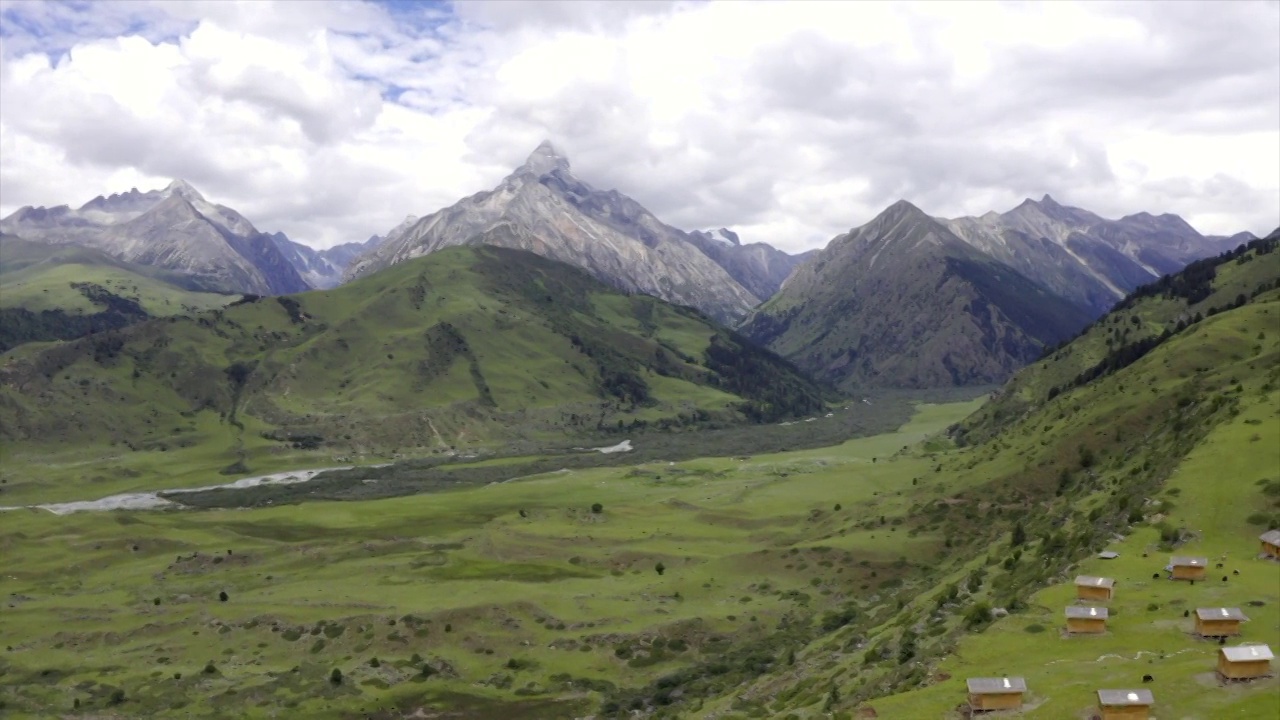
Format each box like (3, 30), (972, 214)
(959, 234), (1277, 438)
(0, 246), (827, 501)
(0, 236), (238, 351)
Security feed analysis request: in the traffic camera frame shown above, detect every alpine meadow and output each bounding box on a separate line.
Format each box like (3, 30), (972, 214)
(1, 2), (1278, 720)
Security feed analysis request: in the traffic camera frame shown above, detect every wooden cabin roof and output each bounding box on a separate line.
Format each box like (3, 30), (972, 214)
(1220, 644), (1275, 662)
(1097, 689), (1154, 706)
(1074, 575), (1115, 588)
(1195, 607), (1249, 621)
(1169, 556), (1207, 567)
(1065, 606), (1109, 619)
(966, 677), (1027, 693)
(1261, 529), (1280, 545)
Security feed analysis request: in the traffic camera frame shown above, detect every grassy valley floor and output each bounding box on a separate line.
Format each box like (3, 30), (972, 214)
(0, 400), (978, 719)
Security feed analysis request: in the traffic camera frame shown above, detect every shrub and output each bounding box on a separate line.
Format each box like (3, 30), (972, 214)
(1010, 522), (1027, 547)
(655, 562), (666, 576)
(591, 503), (603, 514)
(369, 657), (380, 668)
(203, 662), (217, 675)
(329, 668), (343, 685)
(218, 591), (228, 602)
(964, 601), (993, 629)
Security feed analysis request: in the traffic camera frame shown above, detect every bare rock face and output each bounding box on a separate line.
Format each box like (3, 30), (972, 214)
(0, 181), (309, 295)
(686, 228), (812, 300)
(940, 195), (1230, 316)
(346, 141), (760, 323)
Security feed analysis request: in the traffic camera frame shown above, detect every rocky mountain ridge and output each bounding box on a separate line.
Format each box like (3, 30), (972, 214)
(940, 194), (1246, 314)
(348, 142), (774, 323)
(741, 200), (1099, 389)
(0, 181), (308, 295)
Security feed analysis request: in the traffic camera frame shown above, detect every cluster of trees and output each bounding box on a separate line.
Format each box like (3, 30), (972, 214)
(0, 283), (149, 352)
(704, 332), (828, 423)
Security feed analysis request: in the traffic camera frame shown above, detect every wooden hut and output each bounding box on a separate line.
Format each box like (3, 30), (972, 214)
(1168, 556), (1207, 581)
(1065, 605), (1108, 634)
(1261, 530), (1280, 559)
(1195, 607), (1249, 638)
(1074, 575), (1115, 601)
(1217, 644), (1273, 681)
(1097, 689), (1154, 719)
(966, 676), (1026, 711)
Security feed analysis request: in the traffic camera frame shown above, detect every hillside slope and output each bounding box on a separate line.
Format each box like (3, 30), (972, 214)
(0, 246), (826, 479)
(679, 231), (1280, 719)
(0, 236), (238, 352)
(740, 200), (1094, 390)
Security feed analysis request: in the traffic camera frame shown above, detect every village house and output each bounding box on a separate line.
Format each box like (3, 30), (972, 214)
(1096, 689), (1154, 720)
(1167, 555), (1207, 581)
(1074, 575), (1115, 601)
(1261, 529), (1280, 559)
(965, 676), (1026, 712)
(1065, 605), (1108, 634)
(1217, 644), (1274, 681)
(1194, 607), (1249, 638)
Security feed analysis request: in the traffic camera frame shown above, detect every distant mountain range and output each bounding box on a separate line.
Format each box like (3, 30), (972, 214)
(269, 230), (398, 290)
(1, 149), (1265, 390)
(740, 198), (1263, 390)
(941, 195), (1253, 315)
(0, 181), (308, 295)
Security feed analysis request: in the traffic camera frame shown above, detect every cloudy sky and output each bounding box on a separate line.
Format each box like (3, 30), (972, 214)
(1, 0), (1277, 251)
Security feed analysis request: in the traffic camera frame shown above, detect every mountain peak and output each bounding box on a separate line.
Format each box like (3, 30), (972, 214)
(881, 198), (928, 218)
(164, 179), (205, 201)
(1040, 194), (1061, 206)
(520, 140), (570, 177)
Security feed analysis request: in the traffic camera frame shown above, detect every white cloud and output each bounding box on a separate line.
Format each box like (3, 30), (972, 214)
(0, 0), (1276, 252)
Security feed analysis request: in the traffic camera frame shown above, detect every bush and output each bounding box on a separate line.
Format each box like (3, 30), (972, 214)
(655, 562), (666, 576)
(107, 689), (125, 706)
(330, 668), (343, 684)
(964, 601), (993, 629)
(203, 662), (217, 675)
(591, 503), (604, 514)
(218, 591), (228, 602)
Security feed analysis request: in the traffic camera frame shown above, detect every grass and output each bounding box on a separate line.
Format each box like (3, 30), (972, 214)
(0, 244), (1274, 719)
(0, 246), (828, 500)
(869, 390), (1280, 719)
(0, 262), (233, 317)
(0, 399), (974, 719)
